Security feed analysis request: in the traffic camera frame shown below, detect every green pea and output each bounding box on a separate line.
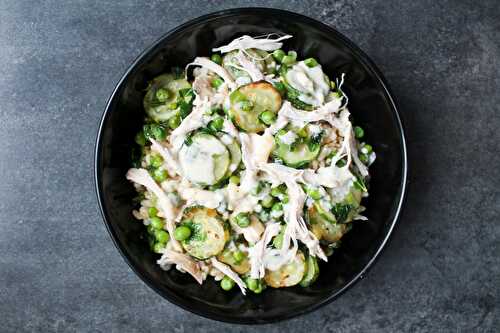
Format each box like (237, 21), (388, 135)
(233, 251), (245, 263)
(260, 195), (275, 208)
(270, 184), (286, 197)
(354, 126), (364, 139)
(154, 230), (169, 244)
(174, 225), (191, 241)
(147, 224), (155, 235)
(151, 125), (166, 141)
(168, 115), (181, 129)
(150, 154), (163, 168)
(220, 276), (235, 291)
(282, 195), (289, 204)
(155, 88), (170, 103)
(281, 55), (296, 66)
(246, 278), (258, 290)
(363, 144), (373, 154)
(135, 131), (146, 146)
(271, 202), (283, 212)
(288, 50), (297, 58)
(272, 49), (286, 62)
(150, 217), (164, 229)
(359, 153), (369, 164)
(153, 169), (168, 182)
(211, 77), (224, 89)
(297, 127), (308, 138)
(306, 187), (322, 200)
(239, 100), (253, 112)
(208, 117), (224, 132)
(259, 111), (276, 125)
(153, 242), (165, 253)
(304, 57), (318, 68)
(167, 102), (178, 110)
(148, 207), (158, 217)
(211, 53), (222, 65)
(229, 175), (240, 185)
(272, 233), (283, 249)
(235, 213), (250, 228)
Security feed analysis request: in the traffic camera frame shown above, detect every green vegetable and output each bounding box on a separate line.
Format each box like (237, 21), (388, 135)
(229, 82), (282, 133)
(273, 82), (286, 96)
(363, 144), (373, 154)
(208, 117), (224, 132)
(272, 49), (286, 62)
(304, 57), (318, 68)
(235, 213), (250, 228)
(299, 255), (320, 287)
(167, 102), (178, 110)
(270, 184), (287, 197)
(168, 115), (181, 129)
(153, 242), (165, 253)
(306, 187), (322, 200)
(264, 251), (306, 288)
(154, 230), (169, 244)
(211, 53), (222, 65)
(211, 77), (224, 89)
(143, 123), (167, 141)
(135, 131), (146, 146)
(155, 88), (170, 102)
(180, 207), (228, 259)
(272, 229), (284, 249)
(246, 278), (265, 293)
(281, 55), (296, 66)
(217, 247), (250, 274)
(271, 202), (283, 213)
(150, 154), (163, 168)
(297, 127), (308, 138)
(273, 139), (320, 168)
(232, 250), (245, 263)
(331, 203), (353, 224)
(153, 169), (168, 182)
(359, 153), (369, 164)
(229, 175), (240, 184)
(220, 276), (235, 291)
(260, 195), (275, 208)
(353, 176), (368, 192)
(354, 126), (364, 139)
(150, 217), (164, 229)
(336, 159), (347, 167)
(174, 225), (191, 241)
(259, 111), (276, 125)
(148, 207), (158, 217)
(144, 74), (191, 122)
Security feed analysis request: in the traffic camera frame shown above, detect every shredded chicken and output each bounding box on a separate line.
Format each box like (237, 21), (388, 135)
(213, 34), (293, 53)
(210, 258), (247, 294)
(235, 51), (264, 82)
(126, 168), (182, 252)
(157, 249), (203, 284)
(149, 139), (181, 177)
(187, 57), (236, 90)
(169, 96), (210, 152)
(248, 222), (282, 279)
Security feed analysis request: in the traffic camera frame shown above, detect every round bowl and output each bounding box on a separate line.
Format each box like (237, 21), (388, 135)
(95, 8), (408, 324)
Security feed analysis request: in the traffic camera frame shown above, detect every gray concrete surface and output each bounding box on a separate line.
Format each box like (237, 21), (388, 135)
(0, 0), (499, 332)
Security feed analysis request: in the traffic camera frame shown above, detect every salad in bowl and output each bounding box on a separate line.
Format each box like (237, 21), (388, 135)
(126, 34), (376, 295)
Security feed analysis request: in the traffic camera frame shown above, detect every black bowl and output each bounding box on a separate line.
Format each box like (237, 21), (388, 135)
(95, 8), (408, 324)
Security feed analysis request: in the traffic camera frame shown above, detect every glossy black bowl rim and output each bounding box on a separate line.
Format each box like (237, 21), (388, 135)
(94, 7), (408, 324)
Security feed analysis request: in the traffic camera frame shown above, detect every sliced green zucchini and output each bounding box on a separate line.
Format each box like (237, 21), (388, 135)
(222, 49), (275, 80)
(299, 255), (320, 287)
(273, 141), (320, 168)
(224, 140), (242, 174)
(229, 81), (282, 133)
(332, 187), (363, 223)
(307, 203), (347, 243)
(264, 251), (306, 288)
(178, 133), (230, 186)
(181, 207), (229, 259)
(216, 247), (250, 274)
(144, 74), (191, 122)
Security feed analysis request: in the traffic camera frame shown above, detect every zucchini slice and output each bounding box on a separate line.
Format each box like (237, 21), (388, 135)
(229, 81), (282, 133)
(307, 203), (347, 243)
(181, 207), (229, 260)
(264, 251), (306, 288)
(178, 133), (230, 186)
(273, 142), (320, 168)
(299, 255), (320, 287)
(224, 139), (242, 174)
(216, 247), (250, 274)
(144, 74), (191, 121)
(222, 49), (275, 81)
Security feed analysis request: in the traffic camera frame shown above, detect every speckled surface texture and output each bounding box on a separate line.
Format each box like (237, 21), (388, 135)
(0, 0), (499, 332)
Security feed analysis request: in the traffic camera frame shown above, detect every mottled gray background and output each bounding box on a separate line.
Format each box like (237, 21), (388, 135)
(0, 0), (498, 332)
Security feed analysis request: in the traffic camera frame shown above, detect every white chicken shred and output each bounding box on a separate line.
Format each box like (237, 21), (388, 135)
(213, 34), (293, 53)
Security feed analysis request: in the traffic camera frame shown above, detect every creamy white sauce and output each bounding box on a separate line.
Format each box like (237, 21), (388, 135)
(178, 135), (226, 185)
(278, 131), (297, 145)
(286, 61), (330, 107)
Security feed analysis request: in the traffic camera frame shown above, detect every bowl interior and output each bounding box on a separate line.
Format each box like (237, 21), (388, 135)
(96, 8), (406, 324)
